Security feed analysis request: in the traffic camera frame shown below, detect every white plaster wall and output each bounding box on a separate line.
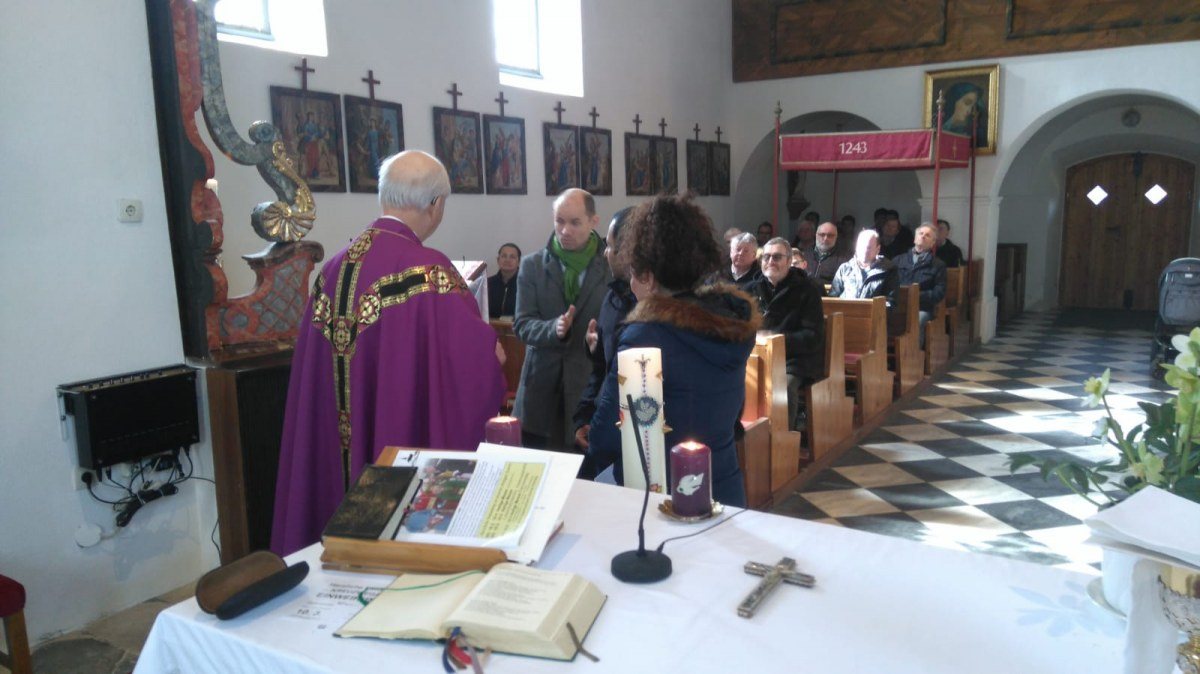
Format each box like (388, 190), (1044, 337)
(727, 41), (1200, 339)
(0, 1), (220, 642)
(210, 0), (733, 296)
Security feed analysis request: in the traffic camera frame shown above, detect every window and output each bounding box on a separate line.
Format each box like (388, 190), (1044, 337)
(493, 0), (583, 97)
(1086, 185), (1108, 206)
(211, 0), (328, 57)
(1145, 184), (1168, 205)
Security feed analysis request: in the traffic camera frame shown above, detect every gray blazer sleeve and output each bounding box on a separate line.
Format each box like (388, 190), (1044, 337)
(514, 253), (564, 347)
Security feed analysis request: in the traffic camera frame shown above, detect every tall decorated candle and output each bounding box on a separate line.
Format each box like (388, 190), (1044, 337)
(616, 347), (668, 492)
(670, 441), (712, 517)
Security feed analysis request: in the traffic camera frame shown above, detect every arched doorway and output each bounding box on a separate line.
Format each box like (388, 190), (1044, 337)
(995, 93), (1200, 312)
(1060, 153), (1194, 310)
(732, 111), (922, 240)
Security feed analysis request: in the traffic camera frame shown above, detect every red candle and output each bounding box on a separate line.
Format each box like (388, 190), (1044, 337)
(670, 441), (712, 517)
(485, 416), (522, 446)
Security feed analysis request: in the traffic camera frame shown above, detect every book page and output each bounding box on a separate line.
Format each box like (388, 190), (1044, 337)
(443, 563), (572, 635)
(388, 450), (547, 550)
(335, 571), (485, 640)
(476, 443), (582, 564)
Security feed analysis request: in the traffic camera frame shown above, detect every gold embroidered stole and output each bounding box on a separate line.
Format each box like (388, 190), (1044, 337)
(309, 228), (469, 490)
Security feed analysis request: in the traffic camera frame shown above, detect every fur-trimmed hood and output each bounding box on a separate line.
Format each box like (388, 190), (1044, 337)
(624, 283), (761, 343)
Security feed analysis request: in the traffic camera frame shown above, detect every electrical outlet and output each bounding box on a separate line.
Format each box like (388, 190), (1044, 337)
(74, 466), (96, 492)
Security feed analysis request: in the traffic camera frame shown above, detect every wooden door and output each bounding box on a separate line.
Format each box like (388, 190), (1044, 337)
(1059, 153), (1194, 309)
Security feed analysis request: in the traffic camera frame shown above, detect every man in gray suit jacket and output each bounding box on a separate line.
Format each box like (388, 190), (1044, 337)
(514, 189), (612, 450)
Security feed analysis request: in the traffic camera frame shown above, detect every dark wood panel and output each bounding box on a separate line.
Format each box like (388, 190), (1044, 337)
(771, 0), (946, 63)
(734, 0), (1200, 81)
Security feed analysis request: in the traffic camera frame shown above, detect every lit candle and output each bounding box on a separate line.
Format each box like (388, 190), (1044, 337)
(485, 416), (521, 446)
(670, 441), (712, 517)
(617, 348), (668, 492)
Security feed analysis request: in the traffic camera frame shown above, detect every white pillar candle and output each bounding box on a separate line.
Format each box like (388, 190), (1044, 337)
(616, 347), (669, 492)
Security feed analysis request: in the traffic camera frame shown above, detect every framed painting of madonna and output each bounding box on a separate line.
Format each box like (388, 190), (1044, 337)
(923, 64), (999, 155)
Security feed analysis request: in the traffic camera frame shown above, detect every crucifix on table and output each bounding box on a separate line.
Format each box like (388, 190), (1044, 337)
(737, 557), (815, 618)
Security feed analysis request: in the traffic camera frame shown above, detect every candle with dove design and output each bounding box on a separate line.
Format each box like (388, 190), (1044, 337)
(670, 441), (712, 517)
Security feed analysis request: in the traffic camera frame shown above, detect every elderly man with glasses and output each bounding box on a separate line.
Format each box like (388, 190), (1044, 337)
(800, 221), (852, 284)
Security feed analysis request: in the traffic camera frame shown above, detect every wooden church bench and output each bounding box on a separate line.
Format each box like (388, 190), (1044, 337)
(821, 296), (894, 426)
(888, 284), (926, 396)
(805, 312), (855, 461)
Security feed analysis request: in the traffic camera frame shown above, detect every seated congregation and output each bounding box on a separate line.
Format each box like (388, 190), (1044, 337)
(269, 149), (977, 557)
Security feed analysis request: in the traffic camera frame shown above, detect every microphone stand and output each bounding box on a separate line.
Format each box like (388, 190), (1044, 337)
(611, 394), (672, 583)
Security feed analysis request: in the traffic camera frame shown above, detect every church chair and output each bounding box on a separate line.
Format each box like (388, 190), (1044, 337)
(944, 266), (968, 356)
(753, 334), (803, 492)
(0, 573), (31, 674)
(804, 312), (855, 461)
(887, 285), (925, 396)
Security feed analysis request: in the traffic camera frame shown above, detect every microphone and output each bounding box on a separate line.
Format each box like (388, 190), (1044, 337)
(611, 394), (672, 583)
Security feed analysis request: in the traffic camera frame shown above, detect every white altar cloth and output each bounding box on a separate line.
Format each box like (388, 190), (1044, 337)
(136, 480), (1127, 673)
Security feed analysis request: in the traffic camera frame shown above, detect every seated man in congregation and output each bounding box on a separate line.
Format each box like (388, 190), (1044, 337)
(800, 221), (852, 284)
(755, 237), (826, 430)
(755, 220), (774, 247)
(271, 150), (507, 556)
(935, 218), (965, 268)
(487, 242), (520, 318)
(720, 232), (763, 292)
(588, 194), (759, 508)
(789, 211), (819, 251)
(891, 222), (947, 347)
(878, 210), (914, 259)
(830, 230), (897, 300)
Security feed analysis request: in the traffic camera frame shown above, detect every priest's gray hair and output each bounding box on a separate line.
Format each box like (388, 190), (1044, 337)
(377, 150), (451, 211)
(731, 232), (757, 249)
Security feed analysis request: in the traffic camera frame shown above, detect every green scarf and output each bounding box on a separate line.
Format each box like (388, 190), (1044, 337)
(550, 232), (599, 304)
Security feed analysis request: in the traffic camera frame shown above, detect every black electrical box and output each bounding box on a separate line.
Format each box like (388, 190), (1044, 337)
(59, 365), (200, 470)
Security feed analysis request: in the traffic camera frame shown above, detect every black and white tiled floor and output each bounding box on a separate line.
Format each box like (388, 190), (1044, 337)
(774, 311), (1172, 575)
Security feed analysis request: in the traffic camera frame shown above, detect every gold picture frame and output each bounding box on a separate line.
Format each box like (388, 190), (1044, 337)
(923, 64), (999, 156)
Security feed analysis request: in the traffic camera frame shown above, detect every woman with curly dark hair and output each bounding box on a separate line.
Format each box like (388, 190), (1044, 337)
(586, 194), (760, 507)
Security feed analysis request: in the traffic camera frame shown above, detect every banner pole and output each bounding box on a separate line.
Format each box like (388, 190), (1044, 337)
(832, 169), (840, 223)
(773, 102), (782, 240)
(932, 90), (945, 229)
(968, 108), (978, 299)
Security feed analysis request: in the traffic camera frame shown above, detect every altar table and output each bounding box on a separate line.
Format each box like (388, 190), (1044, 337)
(136, 480), (1127, 673)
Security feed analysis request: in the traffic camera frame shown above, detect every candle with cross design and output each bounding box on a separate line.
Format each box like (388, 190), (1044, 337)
(616, 348), (668, 493)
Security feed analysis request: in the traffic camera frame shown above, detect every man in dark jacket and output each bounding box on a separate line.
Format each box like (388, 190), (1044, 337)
(935, 219), (965, 268)
(830, 230), (897, 301)
(720, 232), (763, 291)
(487, 242), (521, 318)
(892, 222), (947, 348)
(755, 237), (826, 430)
(800, 221), (851, 284)
(879, 211), (914, 259)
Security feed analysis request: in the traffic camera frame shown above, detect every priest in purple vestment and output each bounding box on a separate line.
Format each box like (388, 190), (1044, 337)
(271, 150), (507, 555)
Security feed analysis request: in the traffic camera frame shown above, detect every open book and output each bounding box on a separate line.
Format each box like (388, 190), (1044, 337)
(335, 564), (605, 661)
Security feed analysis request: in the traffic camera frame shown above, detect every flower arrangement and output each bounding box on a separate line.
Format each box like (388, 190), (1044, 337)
(1008, 329), (1200, 505)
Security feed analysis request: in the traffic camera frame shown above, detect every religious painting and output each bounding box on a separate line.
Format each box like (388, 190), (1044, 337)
(343, 95), (404, 194)
(578, 128), (612, 196)
(923, 64), (1000, 155)
(652, 136), (678, 194)
(709, 142), (731, 196)
(686, 140), (710, 196)
(432, 107), (484, 194)
(543, 123), (580, 196)
(270, 86), (346, 192)
(624, 133), (655, 196)
(482, 115), (528, 195)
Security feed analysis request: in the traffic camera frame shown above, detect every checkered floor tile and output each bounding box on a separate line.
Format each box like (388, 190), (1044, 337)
(773, 311), (1171, 572)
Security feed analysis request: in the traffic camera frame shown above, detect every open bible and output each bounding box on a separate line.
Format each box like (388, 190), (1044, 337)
(335, 564), (605, 661)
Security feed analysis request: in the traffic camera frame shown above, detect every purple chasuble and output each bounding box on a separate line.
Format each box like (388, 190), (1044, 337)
(271, 217), (507, 555)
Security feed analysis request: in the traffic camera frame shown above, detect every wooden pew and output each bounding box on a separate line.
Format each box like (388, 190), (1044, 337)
(924, 300), (950, 375)
(944, 266), (968, 356)
(751, 334), (803, 492)
(969, 258), (985, 342)
(490, 319), (525, 414)
(888, 285), (925, 395)
(738, 349), (772, 509)
(821, 296), (894, 426)
(805, 312), (855, 461)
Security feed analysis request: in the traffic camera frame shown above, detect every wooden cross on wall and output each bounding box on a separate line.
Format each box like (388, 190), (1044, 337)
(495, 91), (509, 116)
(693, 123), (701, 141)
(715, 126), (724, 143)
(589, 106), (599, 128)
(294, 58), (315, 91)
(361, 70), (380, 100)
(633, 114), (642, 134)
(553, 101), (566, 124)
(659, 117), (668, 137)
(446, 83), (463, 110)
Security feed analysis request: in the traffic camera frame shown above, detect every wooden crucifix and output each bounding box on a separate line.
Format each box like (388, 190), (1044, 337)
(589, 106), (599, 128)
(553, 101), (566, 124)
(715, 126), (723, 143)
(294, 58), (315, 92)
(737, 557), (814, 618)
(693, 123), (701, 141)
(494, 91), (509, 116)
(446, 82), (463, 110)
(632, 114), (642, 134)
(361, 70), (380, 101)
(659, 117), (668, 137)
